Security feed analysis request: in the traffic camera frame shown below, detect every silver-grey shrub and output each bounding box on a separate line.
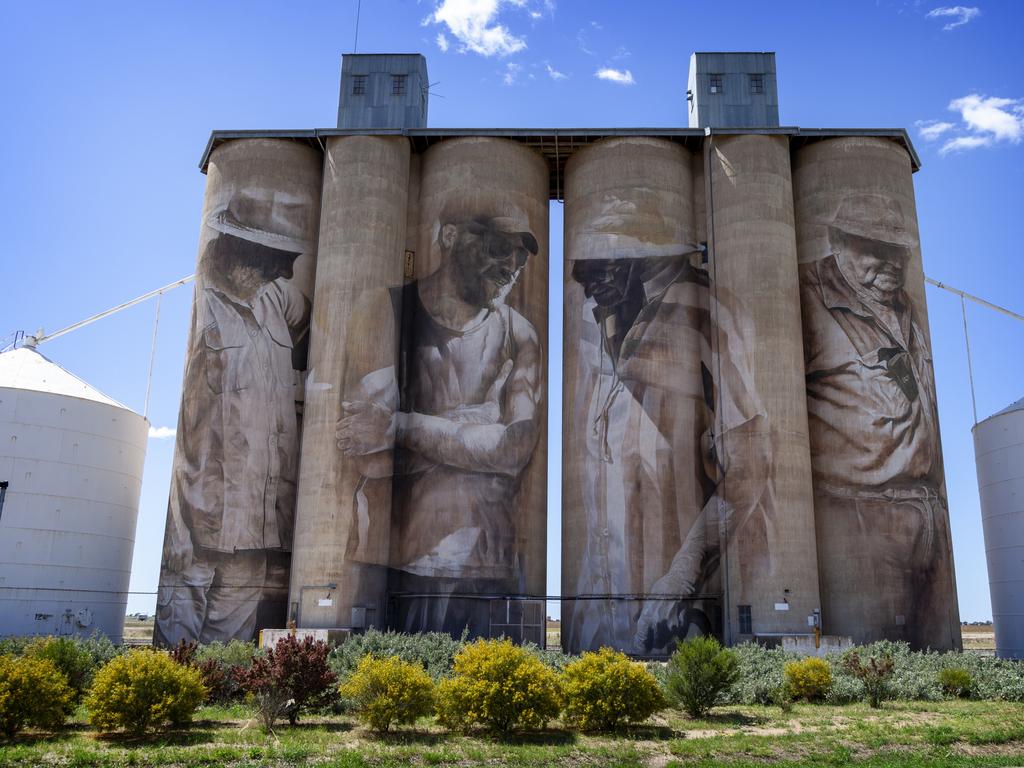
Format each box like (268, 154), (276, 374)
(329, 629), (466, 681)
(725, 639), (1024, 704)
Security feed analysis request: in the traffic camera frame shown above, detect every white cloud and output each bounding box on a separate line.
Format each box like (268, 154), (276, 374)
(939, 135), (992, 155)
(926, 5), (981, 30)
(546, 63), (567, 81)
(503, 61), (522, 85)
(916, 119), (955, 140)
(436, 32), (450, 52)
(949, 94), (1024, 142)
(148, 426), (176, 440)
(428, 0), (527, 57)
(921, 93), (1024, 156)
(595, 67), (634, 85)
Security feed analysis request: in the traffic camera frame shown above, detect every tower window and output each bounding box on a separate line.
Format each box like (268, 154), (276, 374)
(392, 75), (407, 95)
(352, 75), (366, 95)
(750, 74), (764, 95)
(738, 604), (753, 635)
(709, 74), (723, 94)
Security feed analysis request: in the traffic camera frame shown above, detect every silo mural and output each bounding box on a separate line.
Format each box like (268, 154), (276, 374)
(380, 137), (549, 638)
(289, 136), (549, 640)
(792, 136), (961, 650)
(703, 134), (822, 645)
(155, 138), (323, 645)
(288, 135), (412, 633)
(563, 137), (777, 656)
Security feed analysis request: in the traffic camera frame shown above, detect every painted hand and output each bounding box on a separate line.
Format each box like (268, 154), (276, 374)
(632, 571), (697, 652)
(165, 519), (194, 574)
(337, 399), (395, 455)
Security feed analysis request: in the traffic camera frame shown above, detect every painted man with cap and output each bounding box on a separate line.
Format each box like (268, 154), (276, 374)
(156, 189), (312, 646)
(337, 213), (543, 637)
(800, 193), (958, 649)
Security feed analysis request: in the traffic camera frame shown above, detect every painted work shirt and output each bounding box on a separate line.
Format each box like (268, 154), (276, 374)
(171, 278), (308, 553)
(569, 259), (770, 652)
(800, 255), (942, 491)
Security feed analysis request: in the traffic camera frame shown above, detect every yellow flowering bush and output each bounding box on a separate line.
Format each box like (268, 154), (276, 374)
(0, 656), (74, 738)
(562, 647), (665, 730)
(340, 655), (435, 732)
(784, 656), (832, 702)
(86, 649), (206, 735)
(435, 638), (562, 732)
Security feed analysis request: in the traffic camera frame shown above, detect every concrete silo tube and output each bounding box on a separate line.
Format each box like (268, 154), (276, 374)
(562, 136), (707, 656)
(704, 133), (822, 646)
(289, 136), (411, 632)
(792, 136), (961, 650)
(155, 138), (323, 646)
(383, 136), (549, 639)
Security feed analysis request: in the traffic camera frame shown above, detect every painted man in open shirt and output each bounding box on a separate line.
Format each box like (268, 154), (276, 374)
(337, 215), (543, 638)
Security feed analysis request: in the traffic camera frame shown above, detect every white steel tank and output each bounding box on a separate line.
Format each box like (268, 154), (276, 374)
(974, 399), (1024, 659)
(974, 397), (1024, 659)
(0, 346), (148, 642)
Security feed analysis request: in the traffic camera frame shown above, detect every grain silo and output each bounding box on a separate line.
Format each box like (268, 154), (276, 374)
(0, 346), (148, 642)
(974, 398), (1024, 659)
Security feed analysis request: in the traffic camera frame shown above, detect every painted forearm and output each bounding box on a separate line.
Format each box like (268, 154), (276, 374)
(396, 411), (536, 476)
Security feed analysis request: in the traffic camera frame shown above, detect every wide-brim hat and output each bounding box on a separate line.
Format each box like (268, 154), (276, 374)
(570, 189), (701, 261)
(205, 188), (315, 254)
(828, 193), (918, 251)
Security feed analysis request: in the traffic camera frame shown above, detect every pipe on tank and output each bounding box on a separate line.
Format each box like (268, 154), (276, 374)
(704, 133), (822, 645)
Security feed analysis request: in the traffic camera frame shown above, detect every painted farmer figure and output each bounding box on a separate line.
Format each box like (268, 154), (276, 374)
(337, 215), (543, 638)
(156, 191), (311, 646)
(567, 252), (770, 655)
(800, 193), (957, 648)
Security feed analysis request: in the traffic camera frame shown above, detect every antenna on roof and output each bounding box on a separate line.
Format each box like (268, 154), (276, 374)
(353, 0), (362, 53)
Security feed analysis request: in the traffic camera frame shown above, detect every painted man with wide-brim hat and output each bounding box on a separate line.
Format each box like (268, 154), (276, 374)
(156, 188), (313, 646)
(800, 192), (958, 649)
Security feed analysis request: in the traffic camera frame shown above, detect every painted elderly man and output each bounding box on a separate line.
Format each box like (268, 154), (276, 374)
(337, 215), (543, 638)
(155, 191), (312, 646)
(800, 193), (958, 649)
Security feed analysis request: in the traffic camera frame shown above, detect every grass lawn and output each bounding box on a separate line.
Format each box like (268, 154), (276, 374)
(1, 699), (1022, 767)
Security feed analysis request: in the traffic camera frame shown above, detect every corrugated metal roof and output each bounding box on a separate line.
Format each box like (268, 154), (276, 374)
(197, 127), (922, 195)
(0, 347), (135, 412)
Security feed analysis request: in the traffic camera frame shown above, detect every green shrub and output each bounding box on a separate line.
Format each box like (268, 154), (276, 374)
(340, 655), (434, 732)
(938, 667), (973, 699)
(784, 657), (832, 702)
(562, 648), (665, 731)
(25, 636), (96, 704)
(0, 656), (74, 738)
(665, 636), (739, 718)
(842, 649), (894, 708)
(435, 638), (562, 732)
(86, 649), (206, 735)
(330, 629), (466, 682)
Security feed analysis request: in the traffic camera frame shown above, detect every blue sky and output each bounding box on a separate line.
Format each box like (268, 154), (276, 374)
(2, 0), (1022, 623)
